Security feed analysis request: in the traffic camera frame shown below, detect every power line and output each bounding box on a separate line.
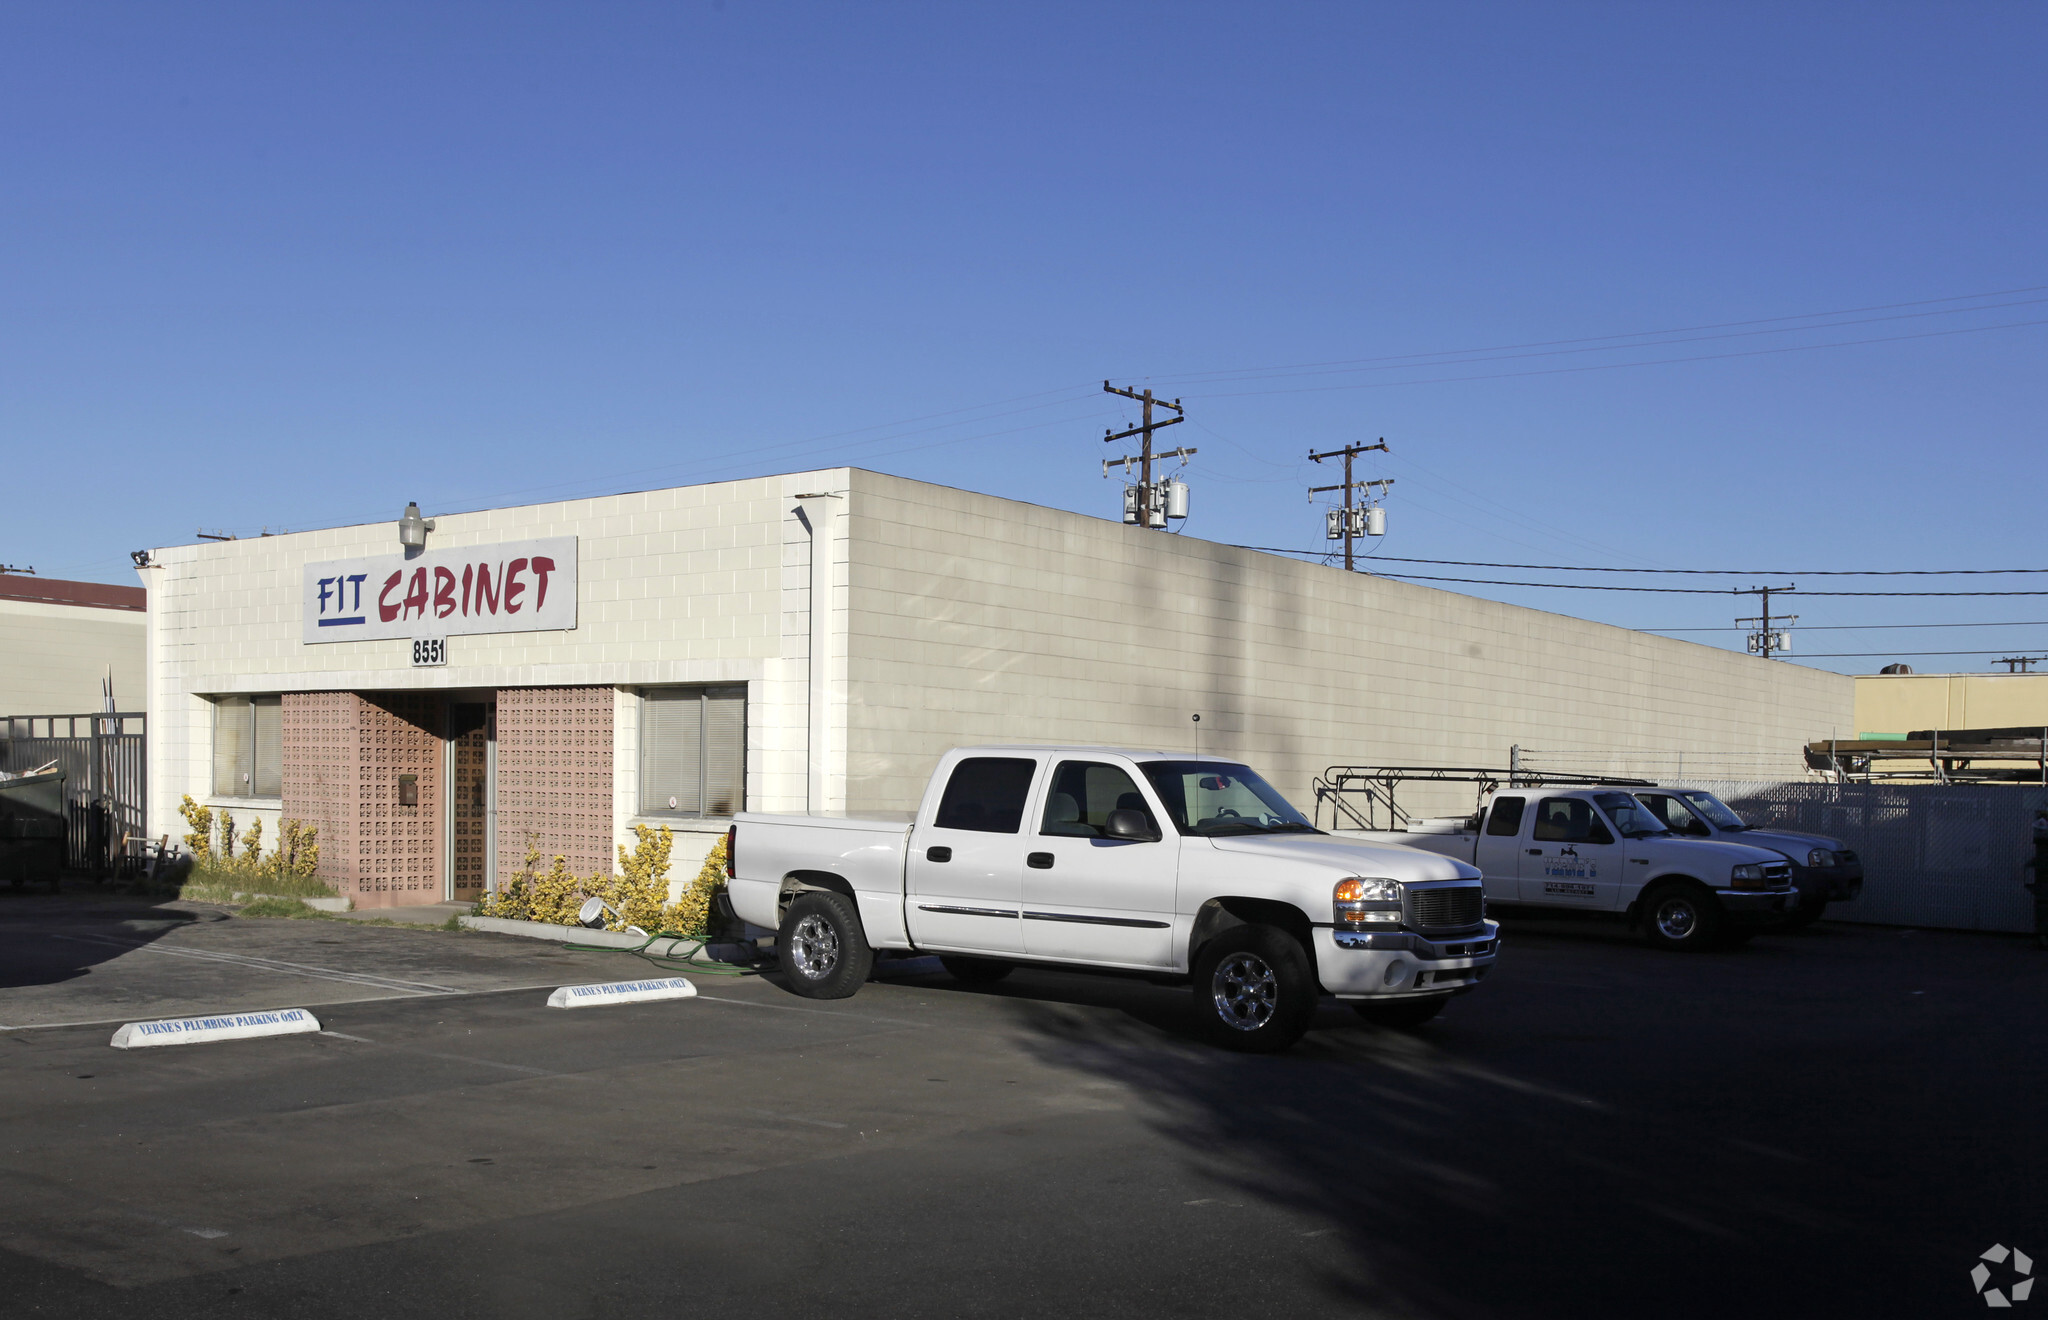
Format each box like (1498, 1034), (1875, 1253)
(1148, 296), (2048, 391)
(1642, 620), (2048, 633)
(1321, 555), (2048, 577)
(1194, 317), (2048, 401)
(1132, 283), (2048, 386)
(1229, 552), (2048, 596)
(1765, 650), (2048, 659)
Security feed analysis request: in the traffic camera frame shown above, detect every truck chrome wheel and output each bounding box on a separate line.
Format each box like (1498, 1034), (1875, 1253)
(1211, 950), (1279, 1031)
(788, 913), (840, 979)
(777, 891), (875, 1000)
(1652, 895), (1698, 941)
(1639, 881), (1725, 951)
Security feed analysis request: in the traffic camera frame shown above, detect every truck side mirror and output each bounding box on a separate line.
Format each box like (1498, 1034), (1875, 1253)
(1102, 810), (1160, 842)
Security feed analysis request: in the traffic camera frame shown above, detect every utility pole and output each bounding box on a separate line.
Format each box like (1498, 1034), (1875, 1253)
(1995, 656), (2046, 673)
(1102, 382), (1195, 530)
(1307, 439), (1392, 571)
(1737, 584), (1798, 659)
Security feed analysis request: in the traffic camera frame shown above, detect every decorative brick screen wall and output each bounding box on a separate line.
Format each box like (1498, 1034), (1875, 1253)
(282, 691), (444, 908)
(495, 686), (614, 880)
(281, 691), (352, 891)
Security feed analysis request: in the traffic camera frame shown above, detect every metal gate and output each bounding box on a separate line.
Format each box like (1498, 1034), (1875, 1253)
(0, 713), (147, 870)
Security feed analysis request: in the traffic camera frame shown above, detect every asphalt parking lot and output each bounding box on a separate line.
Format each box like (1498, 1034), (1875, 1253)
(2, 890), (2044, 1320)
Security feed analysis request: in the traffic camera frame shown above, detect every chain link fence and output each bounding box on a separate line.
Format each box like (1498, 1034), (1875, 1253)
(1686, 780), (2044, 935)
(1510, 748), (2042, 934)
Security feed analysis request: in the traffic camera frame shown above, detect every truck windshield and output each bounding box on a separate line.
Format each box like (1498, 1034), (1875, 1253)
(1138, 762), (1319, 836)
(1677, 791), (1749, 831)
(1590, 791), (1669, 838)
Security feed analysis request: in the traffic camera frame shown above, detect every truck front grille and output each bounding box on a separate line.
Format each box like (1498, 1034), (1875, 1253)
(1407, 886), (1484, 931)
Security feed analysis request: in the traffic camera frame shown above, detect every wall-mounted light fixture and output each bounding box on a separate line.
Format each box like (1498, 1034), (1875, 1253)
(398, 502), (435, 556)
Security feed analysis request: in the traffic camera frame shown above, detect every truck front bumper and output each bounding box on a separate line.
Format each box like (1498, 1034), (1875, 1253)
(1317, 920), (1501, 999)
(1714, 887), (1798, 925)
(1793, 863), (1864, 905)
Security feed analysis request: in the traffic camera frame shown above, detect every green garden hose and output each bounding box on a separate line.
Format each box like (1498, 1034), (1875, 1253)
(562, 929), (757, 976)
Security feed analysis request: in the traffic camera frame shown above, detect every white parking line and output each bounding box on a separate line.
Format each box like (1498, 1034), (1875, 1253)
(50, 934), (466, 995)
(315, 1028), (595, 1080)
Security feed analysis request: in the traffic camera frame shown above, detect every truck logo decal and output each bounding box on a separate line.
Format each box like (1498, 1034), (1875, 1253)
(1542, 863), (1597, 878)
(1543, 881), (1597, 896)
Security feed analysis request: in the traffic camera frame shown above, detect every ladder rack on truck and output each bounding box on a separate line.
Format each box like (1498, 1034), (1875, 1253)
(1311, 764), (1654, 832)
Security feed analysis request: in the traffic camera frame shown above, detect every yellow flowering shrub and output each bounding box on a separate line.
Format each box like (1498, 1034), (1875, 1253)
(176, 795), (327, 897)
(179, 796), (214, 861)
(668, 836), (729, 940)
(474, 828), (729, 939)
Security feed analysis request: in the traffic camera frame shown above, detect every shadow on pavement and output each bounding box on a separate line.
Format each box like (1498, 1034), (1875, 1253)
(0, 883), (211, 990)
(992, 926), (2048, 1319)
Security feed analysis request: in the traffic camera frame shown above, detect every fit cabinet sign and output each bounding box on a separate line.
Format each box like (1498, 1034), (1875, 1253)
(302, 537), (577, 643)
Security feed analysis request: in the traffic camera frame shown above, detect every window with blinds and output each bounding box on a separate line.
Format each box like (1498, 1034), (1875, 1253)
(639, 687), (745, 818)
(212, 695), (283, 798)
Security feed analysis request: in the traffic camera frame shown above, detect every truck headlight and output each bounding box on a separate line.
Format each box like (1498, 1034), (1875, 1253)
(1730, 863), (1768, 889)
(1335, 877), (1402, 928)
(1807, 848), (1836, 868)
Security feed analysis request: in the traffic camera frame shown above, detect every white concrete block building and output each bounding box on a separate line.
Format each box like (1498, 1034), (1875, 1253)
(0, 574), (147, 718)
(137, 468), (1852, 909)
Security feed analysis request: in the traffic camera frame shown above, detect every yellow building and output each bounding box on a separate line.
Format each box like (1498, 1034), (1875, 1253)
(1855, 672), (2048, 738)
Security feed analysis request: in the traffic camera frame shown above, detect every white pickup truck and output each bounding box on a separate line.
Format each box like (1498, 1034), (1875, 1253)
(726, 746), (1499, 1052)
(1342, 787), (1798, 950)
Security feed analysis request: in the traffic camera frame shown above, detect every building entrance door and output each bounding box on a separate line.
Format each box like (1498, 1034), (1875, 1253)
(447, 702), (495, 902)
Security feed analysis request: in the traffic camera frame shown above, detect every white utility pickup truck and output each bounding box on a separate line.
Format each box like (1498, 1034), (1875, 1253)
(726, 746), (1499, 1052)
(1629, 787), (1862, 928)
(1343, 787), (1798, 950)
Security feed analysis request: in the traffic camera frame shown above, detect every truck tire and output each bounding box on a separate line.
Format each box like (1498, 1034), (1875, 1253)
(1352, 995), (1450, 1029)
(1640, 882), (1724, 952)
(939, 955), (1014, 985)
(778, 891), (874, 999)
(1191, 925), (1318, 1053)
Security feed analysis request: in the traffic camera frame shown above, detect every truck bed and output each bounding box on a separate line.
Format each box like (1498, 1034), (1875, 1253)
(726, 810), (917, 947)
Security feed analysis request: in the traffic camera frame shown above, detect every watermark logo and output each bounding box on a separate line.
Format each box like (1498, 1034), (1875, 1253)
(1972, 1244), (2034, 1308)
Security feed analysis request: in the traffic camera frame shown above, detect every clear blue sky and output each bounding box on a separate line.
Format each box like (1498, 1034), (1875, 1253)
(5, 2), (2042, 675)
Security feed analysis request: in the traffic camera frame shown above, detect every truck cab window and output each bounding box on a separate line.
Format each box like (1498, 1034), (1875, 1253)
(1485, 796), (1525, 836)
(1591, 791), (1666, 839)
(1637, 793), (1708, 836)
(1532, 798), (1614, 846)
(1041, 761), (1154, 838)
(1137, 761), (1318, 836)
(933, 757), (1037, 833)
(1677, 791), (1749, 831)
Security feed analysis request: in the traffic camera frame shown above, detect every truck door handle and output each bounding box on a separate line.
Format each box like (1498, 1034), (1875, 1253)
(1027, 852), (1054, 870)
(1527, 849), (1542, 855)
(926, 847), (952, 863)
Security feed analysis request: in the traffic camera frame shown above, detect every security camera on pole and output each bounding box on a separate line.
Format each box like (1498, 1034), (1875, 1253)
(1102, 382), (1195, 529)
(1308, 439), (1393, 571)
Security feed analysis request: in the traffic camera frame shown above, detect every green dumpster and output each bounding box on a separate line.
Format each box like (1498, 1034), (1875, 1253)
(0, 771), (66, 890)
